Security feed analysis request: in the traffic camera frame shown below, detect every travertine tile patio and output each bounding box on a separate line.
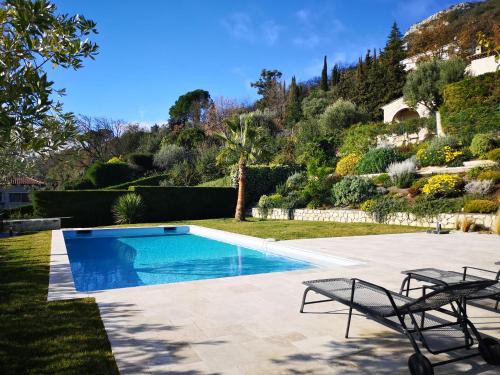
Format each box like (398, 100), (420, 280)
(85, 232), (500, 374)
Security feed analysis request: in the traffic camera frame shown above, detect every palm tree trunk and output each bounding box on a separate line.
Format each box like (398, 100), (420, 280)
(235, 157), (246, 222)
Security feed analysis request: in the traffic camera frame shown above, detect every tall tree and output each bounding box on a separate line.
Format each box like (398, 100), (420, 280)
(168, 89), (211, 126)
(320, 56), (329, 91)
(216, 111), (270, 221)
(284, 76), (301, 128)
(380, 22), (407, 104)
(250, 69), (285, 126)
(330, 64), (341, 87)
(0, 0), (98, 173)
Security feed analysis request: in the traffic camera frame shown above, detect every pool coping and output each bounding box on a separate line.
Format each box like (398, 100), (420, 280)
(47, 225), (362, 301)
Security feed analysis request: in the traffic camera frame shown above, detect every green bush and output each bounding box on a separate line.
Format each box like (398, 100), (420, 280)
(0, 204), (34, 219)
(126, 152), (154, 171)
(258, 194), (285, 209)
(409, 196), (463, 219)
(382, 117), (436, 135)
(470, 133), (497, 157)
(318, 99), (369, 134)
(85, 161), (135, 188)
(197, 176), (232, 187)
(364, 194), (409, 223)
(441, 72), (500, 143)
(355, 147), (399, 174)
(477, 170), (500, 184)
(335, 154), (361, 176)
(63, 178), (95, 190)
(112, 193), (145, 224)
(372, 173), (392, 187)
(416, 136), (468, 167)
(485, 148), (500, 162)
(463, 199), (498, 214)
(106, 173), (170, 190)
(339, 123), (379, 156)
(422, 174), (463, 197)
(331, 176), (377, 207)
(411, 177), (429, 191)
(285, 173), (307, 192)
(232, 165), (299, 205)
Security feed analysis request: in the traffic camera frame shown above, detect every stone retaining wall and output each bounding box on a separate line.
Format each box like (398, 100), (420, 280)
(251, 208), (497, 231)
(2, 218), (61, 233)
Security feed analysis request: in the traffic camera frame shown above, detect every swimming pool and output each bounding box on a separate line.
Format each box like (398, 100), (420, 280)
(63, 227), (313, 292)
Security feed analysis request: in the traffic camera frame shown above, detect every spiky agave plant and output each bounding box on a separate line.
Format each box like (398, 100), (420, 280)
(112, 193), (144, 224)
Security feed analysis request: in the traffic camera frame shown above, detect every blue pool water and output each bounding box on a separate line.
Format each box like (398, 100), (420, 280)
(64, 229), (312, 292)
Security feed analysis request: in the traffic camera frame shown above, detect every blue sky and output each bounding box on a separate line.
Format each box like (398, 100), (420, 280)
(51, 0), (463, 125)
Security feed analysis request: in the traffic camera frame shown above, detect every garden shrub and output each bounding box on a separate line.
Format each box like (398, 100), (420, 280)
(331, 176), (377, 207)
(285, 172), (307, 192)
(485, 148), (500, 162)
(258, 194), (285, 209)
(335, 154), (360, 176)
(0, 204), (34, 219)
(107, 156), (124, 164)
(416, 136), (467, 167)
(126, 152), (154, 171)
(470, 133), (497, 157)
(85, 161), (136, 188)
(411, 177), (429, 191)
(63, 177), (95, 190)
(356, 147), (399, 175)
(364, 194), (409, 223)
(382, 117), (436, 135)
(464, 180), (495, 196)
(477, 170), (500, 184)
(463, 199), (498, 214)
(339, 123), (379, 156)
(422, 174), (463, 197)
(467, 166), (491, 180)
(302, 165), (337, 208)
(360, 199), (376, 212)
(387, 157), (417, 188)
(318, 99), (369, 134)
(112, 193), (144, 224)
(232, 165), (300, 205)
(153, 144), (189, 170)
(106, 173), (170, 190)
(409, 196), (463, 218)
(372, 173), (392, 187)
(441, 72), (500, 143)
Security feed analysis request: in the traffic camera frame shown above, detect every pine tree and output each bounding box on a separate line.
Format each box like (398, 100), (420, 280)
(320, 55), (328, 91)
(284, 76), (302, 128)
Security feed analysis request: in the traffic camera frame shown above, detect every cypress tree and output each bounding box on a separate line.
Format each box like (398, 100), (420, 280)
(284, 76), (302, 128)
(320, 55), (328, 91)
(380, 22), (407, 103)
(331, 64), (340, 87)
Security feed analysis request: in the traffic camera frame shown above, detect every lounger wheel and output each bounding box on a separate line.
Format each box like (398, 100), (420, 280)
(408, 353), (434, 375)
(479, 338), (500, 366)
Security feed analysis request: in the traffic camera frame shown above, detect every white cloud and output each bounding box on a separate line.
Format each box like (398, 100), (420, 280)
(221, 12), (255, 42)
(292, 6), (345, 49)
(261, 20), (282, 46)
(222, 12), (282, 46)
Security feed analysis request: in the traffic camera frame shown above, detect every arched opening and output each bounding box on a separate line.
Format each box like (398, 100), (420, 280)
(392, 108), (420, 123)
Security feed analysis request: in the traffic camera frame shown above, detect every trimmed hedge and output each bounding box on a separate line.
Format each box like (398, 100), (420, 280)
(85, 161), (136, 188)
(130, 186), (237, 222)
(197, 176), (232, 187)
(441, 72), (500, 143)
(231, 165), (300, 205)
(33, 190), (128, 227)
(106, 174), (169, 190)
(32, 187), (237, 226)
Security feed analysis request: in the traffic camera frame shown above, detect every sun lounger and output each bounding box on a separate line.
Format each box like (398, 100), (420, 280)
(400, 267), (500, 310)
(300, 277), (500, 374)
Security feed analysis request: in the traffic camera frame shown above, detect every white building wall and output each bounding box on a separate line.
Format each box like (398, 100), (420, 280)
(466, 55), (499, 77)
(381, 97), (431, 123)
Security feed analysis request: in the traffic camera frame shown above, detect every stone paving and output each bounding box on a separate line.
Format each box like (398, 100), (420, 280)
(90, 232), (500, 374)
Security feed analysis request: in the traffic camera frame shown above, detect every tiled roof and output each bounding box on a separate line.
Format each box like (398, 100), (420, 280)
(2, 176), (45, 186)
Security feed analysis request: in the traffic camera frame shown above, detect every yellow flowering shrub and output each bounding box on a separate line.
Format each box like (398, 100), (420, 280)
(360, 199), (376, 211)
(422, 174), (462, 197)
(107, 156), (124, 164)
(335, 154), (360, 176)
(442, 146), (463, 163)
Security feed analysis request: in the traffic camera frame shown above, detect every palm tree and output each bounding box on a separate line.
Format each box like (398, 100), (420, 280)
(217, 111), (269, 221)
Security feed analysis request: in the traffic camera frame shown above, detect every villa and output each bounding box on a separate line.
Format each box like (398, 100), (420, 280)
(0, 176), (44, 210)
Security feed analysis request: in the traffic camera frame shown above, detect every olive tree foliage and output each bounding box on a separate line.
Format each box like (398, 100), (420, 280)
(0, 0), (98, 176)
(318, 99), (369, 135)
(403, 58), (467, 113)
(153, 144), (190, 171)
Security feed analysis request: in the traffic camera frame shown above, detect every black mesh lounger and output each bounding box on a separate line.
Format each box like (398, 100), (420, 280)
(300, 278), (500, 375)
(400, 267), (500, 311)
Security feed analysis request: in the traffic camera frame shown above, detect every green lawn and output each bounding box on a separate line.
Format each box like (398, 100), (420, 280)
(0, 218), (424, 373)
(121, 217), (426, 240)
(0, 232), (118, 375)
